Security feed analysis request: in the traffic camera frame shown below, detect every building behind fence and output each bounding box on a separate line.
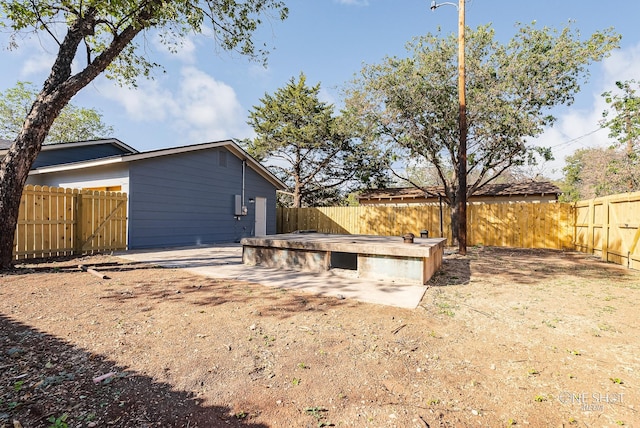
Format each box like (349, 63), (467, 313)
(278, 192), (640, 270)
(13, 184), (127, 260)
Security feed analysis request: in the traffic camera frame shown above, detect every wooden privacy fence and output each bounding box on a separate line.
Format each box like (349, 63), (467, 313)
(13, 185), (127, 260)
(278, 202), (575, 250)
(574, 191), (640, 270)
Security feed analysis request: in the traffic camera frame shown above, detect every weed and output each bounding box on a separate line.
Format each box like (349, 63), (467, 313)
(568, 374), (575, 379)
(610, 377), (623, 384)
(567, 349), (581, 356)
(534, 394), (547, 402)
(47, 414), (68, 428)
(263, 335), (275, 346)
(507, 418), (517, 426)
(428, 399), (440, 405)
(598, 322), (617, 333)
(305, 406), (327, 418)
(234, 412), (247, 419)
(436, 302), (455, 317)
(297, 362), (309, 369)
(13, 380), (24, 391)
(291, 378), (301, 386)
(615, 421), (625, 426)
(304, 407), (334, 426)
(568, 417), (577, 424)
(528, 368), (540, 376)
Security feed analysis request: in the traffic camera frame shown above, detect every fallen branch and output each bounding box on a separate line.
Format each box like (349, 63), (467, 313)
(78, 265), (110, 280)
(392, 324), (407, 334)
(93, 372), (116, 383)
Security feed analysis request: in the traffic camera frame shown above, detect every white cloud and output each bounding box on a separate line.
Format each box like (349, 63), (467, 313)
(174, 67), (251, 141)
(319, 87), (337, 106)
(21, 51), (55, 78)
(96, 66), (251, 144)
(528, 101), (613, 179)
(96, 78), (178, 122)
(603, 41), (640, 83)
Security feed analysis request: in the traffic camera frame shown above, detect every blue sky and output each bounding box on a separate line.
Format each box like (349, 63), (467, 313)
(2, 0), (640, 178)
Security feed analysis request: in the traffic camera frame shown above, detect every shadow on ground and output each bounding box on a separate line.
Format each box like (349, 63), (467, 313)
(428, 246), (636, 288)
(0, 314), (269, 428)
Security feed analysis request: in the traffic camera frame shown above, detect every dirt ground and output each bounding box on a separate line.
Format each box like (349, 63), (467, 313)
(1, 246), (638, 428)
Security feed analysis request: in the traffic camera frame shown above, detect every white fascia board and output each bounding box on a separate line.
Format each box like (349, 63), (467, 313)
(29, 156), (124, 175)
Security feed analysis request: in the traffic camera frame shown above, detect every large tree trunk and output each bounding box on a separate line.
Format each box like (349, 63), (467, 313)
(0, 99), (71, 268)
(0, 137), (42, 269)
(449, 198), (460, 247)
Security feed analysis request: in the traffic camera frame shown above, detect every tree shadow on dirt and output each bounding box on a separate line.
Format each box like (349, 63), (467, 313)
(429, 246), (639, 288)
(95, 270), (360, 321)
(0, 314), (270, 428)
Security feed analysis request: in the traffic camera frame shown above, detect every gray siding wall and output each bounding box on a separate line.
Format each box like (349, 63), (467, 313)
(127, 148), (277, 249)
(33, 144), (128, 168)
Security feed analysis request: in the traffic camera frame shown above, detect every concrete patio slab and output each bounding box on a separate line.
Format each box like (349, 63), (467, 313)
(116, 244), (428, 309)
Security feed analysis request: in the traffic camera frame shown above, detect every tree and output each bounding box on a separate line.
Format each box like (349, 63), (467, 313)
(245, 73), (389, 208)
(561, 147), (640, 201)
(344, 22), (619, 249)
(0, 82), (113, 143)
(0, 0), (288, 268)
(601, 79), (640, 161)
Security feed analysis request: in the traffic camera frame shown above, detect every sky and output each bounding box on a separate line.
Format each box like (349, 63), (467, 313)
(1, 0), (640, 179)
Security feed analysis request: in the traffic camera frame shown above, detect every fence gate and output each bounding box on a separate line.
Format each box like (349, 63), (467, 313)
(14, 185), (127, 260)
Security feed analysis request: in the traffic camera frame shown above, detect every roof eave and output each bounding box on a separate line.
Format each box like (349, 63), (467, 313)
(28, 139), (287, 190)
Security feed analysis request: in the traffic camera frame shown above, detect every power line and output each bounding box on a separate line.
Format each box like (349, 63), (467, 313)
(548, 127), (606, 149)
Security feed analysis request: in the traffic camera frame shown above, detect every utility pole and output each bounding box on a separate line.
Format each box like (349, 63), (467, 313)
(430, 0), (467, 255)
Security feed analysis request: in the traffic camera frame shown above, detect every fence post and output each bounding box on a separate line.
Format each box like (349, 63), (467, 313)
(602, 196), (610, 263)
(74, 192), (83, 254)
(586, 199), (595, 254)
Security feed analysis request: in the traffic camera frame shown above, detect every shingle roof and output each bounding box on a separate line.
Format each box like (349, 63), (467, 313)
(358, 181), (561, 200)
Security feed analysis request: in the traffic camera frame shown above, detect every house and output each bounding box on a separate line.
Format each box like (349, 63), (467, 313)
(7, 138), (286, 249)
(358, 181), (561, 206)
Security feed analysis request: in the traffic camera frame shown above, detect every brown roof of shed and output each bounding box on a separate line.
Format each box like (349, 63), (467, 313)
(358, 181), (561, 201)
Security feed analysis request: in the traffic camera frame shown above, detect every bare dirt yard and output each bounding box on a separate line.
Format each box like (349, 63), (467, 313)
(1, 246), (639, 428)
